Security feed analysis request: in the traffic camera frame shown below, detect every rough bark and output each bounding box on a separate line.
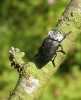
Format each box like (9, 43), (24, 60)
(8, 0), (81, 100)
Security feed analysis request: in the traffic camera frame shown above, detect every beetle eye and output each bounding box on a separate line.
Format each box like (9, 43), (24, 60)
(59, 34), (61, 37)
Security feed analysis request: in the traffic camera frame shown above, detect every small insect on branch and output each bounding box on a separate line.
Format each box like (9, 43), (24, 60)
(35, 29), (71, 68)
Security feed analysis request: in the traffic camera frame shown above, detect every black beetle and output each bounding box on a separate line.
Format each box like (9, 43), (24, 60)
(35, 29), (71, 68)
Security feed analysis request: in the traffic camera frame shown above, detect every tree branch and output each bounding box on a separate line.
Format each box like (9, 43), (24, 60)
(8, 0), (81, 100)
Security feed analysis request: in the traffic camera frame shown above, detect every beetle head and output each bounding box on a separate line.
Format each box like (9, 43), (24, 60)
(48, 30), (63, 42)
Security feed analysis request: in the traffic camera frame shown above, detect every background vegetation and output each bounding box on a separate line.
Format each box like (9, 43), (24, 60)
(0, 0), (81, 100)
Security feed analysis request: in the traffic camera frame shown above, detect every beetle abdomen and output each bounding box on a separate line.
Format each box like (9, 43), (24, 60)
(35, 37), (59, 68)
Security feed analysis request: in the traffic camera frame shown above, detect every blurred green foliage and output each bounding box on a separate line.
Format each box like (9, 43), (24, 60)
(0, 0), (81, 100)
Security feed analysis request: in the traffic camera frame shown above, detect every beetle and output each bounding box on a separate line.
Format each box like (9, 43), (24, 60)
(35, 29), (71, 68)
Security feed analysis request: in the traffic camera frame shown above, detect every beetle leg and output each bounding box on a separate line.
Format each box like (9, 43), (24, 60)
(60, 31), (71, 42)
(57, 44), (66, 54)
(51, 53), (57, 67)
(63, 31), (71, 40)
